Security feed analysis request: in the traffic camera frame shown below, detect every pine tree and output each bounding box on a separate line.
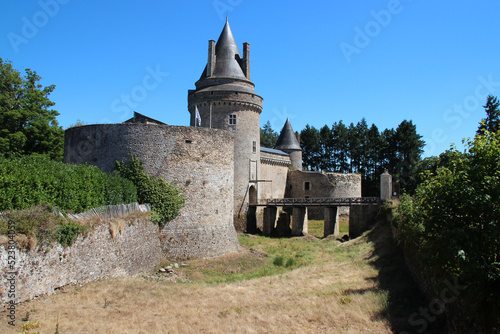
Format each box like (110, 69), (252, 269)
(332, 121), (349, 172)
(300, 125), (321, 171)
(319, 124), (334, 171)
(260, 121), (278, 148)
(477, 95), (500, 135)
(393, 120), (425, 193)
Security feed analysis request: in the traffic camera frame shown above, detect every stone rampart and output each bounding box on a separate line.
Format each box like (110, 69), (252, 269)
(63, 124), (239, 259)
(0, 217), (160, 304)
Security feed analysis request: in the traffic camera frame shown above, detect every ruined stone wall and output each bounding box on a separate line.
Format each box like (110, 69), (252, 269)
(64, 124), (239, 259)
(287, 171), (361, 218)
(0, 218), (160, 304)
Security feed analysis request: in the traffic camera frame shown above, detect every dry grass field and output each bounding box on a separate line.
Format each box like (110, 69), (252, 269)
(2, 219), (446, 334)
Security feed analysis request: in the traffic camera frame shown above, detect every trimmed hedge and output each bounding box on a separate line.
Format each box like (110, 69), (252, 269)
(0, 155), (137, 213)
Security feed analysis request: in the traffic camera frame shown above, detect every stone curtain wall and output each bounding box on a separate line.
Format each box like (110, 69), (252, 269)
(259, 151), (290, 200)
(0, 218), (161, 304)
(287, 171), (362, 218)
(64, 124), (239, 260)
(257, 152), (291, 230)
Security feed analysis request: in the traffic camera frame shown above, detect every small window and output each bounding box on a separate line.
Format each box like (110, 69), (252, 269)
(185, 139), (192, 144)
(304, 182), (310, 191)
(229, 114), (236, 125)
(252, 141), (256, 153)
(289, 184), (293, 190)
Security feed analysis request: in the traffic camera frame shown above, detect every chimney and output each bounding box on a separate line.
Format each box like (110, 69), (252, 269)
(243, 42), (250, 80)
(207, 40), (216, 77)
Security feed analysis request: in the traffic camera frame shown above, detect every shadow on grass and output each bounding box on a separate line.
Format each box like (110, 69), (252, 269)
(365, 218), (447, 333)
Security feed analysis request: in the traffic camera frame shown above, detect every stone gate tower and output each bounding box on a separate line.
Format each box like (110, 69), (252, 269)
(188, 19), (263, 229)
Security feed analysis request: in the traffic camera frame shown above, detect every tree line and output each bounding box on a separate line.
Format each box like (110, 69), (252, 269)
(261, 119), (425, 196)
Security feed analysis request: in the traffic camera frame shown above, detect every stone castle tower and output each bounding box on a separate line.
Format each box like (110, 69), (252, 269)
(188, 19), (263, 229)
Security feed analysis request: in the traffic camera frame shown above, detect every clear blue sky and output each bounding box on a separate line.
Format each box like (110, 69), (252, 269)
(2, 0), (499, 157)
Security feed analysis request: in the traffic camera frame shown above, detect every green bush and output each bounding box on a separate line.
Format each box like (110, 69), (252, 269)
(115, 155), (184, 226)
(273, 255), (284, 267)
(397, 131), (500, 305)
(56, 221), (85, 247)
(0, 155), (137, 213)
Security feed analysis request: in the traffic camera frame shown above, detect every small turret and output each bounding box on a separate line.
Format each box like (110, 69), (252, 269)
(275, 119), (302, 170)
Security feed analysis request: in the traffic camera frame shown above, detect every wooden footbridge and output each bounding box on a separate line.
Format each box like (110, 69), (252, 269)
(252, 197), (381, 208)
(247, 197), (382, 238)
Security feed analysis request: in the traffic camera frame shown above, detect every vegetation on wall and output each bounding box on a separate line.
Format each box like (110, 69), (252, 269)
(115, 155), (185, 226)
(0, 58), (64, 161)
(0, 205), (89, 248)
(0, 155), (137, 213)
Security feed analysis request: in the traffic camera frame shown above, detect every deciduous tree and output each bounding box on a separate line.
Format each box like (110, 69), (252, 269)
(0, 59), (63, 160)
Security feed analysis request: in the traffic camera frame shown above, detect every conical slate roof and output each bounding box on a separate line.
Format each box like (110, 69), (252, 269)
(274, 119), (301, 151)
(199, 19), (246, 80)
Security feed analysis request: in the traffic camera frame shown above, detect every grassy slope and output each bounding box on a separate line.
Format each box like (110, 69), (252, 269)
(2, 219), (446, 334)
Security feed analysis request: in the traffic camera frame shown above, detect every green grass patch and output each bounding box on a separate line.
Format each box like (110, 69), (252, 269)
(175, 233), (373, 284)
(307, 218), (349, 238)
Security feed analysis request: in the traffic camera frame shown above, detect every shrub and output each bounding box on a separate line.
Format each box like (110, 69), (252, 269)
(0, 205), (73, 247)
(115, 155), (184, 226)
(273, 255), (284, 267)
(397, 131), (500, 306)
(56, 221), (85, 247)
(0, 155), (137, 213)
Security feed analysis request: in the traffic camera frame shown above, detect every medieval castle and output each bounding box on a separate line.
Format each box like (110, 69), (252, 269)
(63, 20), (361, 259)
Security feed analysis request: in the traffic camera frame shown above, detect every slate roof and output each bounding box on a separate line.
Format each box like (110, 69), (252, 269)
(274, 118), (301, 151)
(199, 19), (246, 81)
(260, 147), (289, 156)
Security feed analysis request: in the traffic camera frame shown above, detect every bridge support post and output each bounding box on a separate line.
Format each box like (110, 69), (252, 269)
(324, 207), (339, 237)
(292, 207), (308, 236)
(263, 207), (278, 236)
(246, 206), (257, 233)
(349, 205), (380, 238)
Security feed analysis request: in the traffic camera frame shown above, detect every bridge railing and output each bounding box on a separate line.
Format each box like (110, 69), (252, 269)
(263, 197), (381, 207)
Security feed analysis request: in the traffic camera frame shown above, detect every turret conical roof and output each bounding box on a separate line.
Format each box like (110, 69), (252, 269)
(199, 19), (247, 80)
(274, 119), (301, 151)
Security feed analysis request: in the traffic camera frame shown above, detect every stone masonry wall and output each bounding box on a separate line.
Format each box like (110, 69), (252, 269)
(64, 124), (239, 260)
(259, 151), (290, 200)
(0, 218), (161, 304)
(287, 171), (361, 218)
(257, 152), (290, 230)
